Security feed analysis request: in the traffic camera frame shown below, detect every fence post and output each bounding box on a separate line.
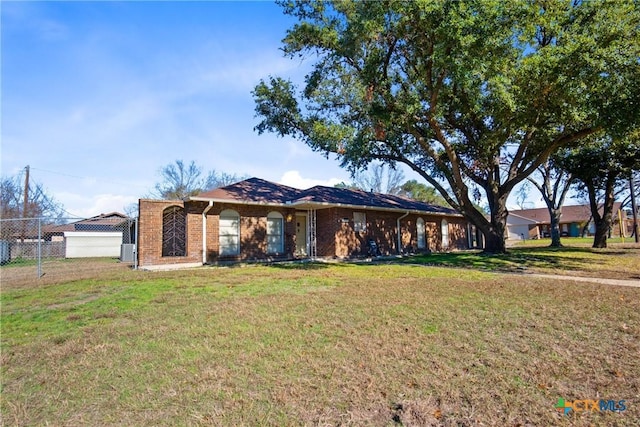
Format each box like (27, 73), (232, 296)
(134, 218), (138, 270)
(37, 218), (43, 278)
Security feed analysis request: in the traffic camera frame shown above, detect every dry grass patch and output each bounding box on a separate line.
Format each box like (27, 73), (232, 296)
(2, 263), (639, 426)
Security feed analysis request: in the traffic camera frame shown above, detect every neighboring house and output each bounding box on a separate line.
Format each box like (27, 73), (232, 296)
(506, 203), (626, 241)
(138, 177), (468, 267)
(43, 212), (134, 258)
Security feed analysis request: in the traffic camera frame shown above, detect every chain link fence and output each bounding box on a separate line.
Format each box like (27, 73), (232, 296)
(0, 215), (137, 286)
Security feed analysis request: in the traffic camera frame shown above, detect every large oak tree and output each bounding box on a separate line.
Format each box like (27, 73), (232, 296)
(254, 0), (640, 252)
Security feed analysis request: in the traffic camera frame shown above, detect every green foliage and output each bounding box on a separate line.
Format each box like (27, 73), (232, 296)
(397, 179), (449, 207)
(254, 0), (640, 253)
(557, 132), (640, 247)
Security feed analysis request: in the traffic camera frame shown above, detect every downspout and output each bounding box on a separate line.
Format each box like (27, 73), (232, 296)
(202, 201), (214, 264)
(397, 212), (410, 255)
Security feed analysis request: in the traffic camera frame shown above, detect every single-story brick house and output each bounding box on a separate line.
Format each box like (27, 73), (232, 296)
(506, 203), (627, 241)
(137, 177), (468, 267)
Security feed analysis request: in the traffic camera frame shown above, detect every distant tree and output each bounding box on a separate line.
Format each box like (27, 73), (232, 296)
(527, 158), (575, 247)
(0, 172), (64, 220)
(342, 163), (404, 194)
(204, 170), (250, 190)
(123, 202), (139, 219)
(333, 181), (357, 190)
(397, 180), (449, 206)
(558, 133), (640, 248)
(618, 171), (640, 213)
(622, 171), (640, 240)
(152, 160), (248, 200)
(514, 182), (532, 210)
(253, 0), (640, 253)
(1, 171), (66, 241)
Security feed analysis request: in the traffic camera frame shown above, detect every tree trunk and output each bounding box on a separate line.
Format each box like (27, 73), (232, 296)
(460, 202), (507, 254)
(481, 191), (508, 254)
(483, 229), (506, 253)
(549, 209), (563, 247)
(592, 218), (609, 248)
(587, 176), (615, 249)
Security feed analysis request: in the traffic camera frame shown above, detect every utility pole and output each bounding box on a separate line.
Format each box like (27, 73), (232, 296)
(23, 165), (30, 218)
(21, 165), (30, 242)
(630, 175), (639, 243)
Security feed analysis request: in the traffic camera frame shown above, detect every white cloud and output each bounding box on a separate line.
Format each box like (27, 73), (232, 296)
(57, 192), (138, 218)
(278, 170), (344, 189)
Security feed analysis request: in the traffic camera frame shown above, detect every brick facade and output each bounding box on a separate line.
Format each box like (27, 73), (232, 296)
(138, 200), (469, 267)
(202, 203), (297, 263)
(138, 199), (204, 266)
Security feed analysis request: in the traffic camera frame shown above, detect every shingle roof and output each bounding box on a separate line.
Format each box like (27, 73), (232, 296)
(295, 185), (458, 214)
(196, 178), (302, 205)
(43, 212), (130, 234)
(192, 177), (460, 216)
(510, 203), (622, 224)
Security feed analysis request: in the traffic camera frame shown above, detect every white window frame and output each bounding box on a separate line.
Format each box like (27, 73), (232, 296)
(353, 212), (366, 233)
(441, 219), (449, 249)
(219, 209), (240, 256)
(417, 217), (426, 249)
(266, 211), (284, 254)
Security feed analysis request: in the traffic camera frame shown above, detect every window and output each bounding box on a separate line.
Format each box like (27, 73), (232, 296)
(267, 211), (284, 254)
(441, 219), (449, 249)
(162, 206), (186, 257)
(219, 209), (240, 256)
(417, 217), (426, 249)
(353, 212), (366, 232)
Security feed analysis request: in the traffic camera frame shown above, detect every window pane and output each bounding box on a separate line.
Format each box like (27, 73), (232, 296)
(417, 218), (426, 249)
(267, 218), (283, 253)
(441, 219), (449, 248)
(354, 212), (366, 232)
(267, 218), (282, 234)
(220, 212), (239, 255)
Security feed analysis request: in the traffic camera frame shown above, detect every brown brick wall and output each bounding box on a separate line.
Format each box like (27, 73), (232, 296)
(447, 218), (468, 250)
(203, 203), (296, 263)
(318, 208), (468, 258)
(138, 199), (468, 266)
(138, 199), (203, 267)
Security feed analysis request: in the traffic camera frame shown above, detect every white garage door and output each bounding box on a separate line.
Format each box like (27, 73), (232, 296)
(64, 232), (123, 258)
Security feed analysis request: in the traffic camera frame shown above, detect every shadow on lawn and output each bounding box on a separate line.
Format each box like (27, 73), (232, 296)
(400, 247), (611, 274)
(267, 261), (333, 270)
(263, 245), (637, 278)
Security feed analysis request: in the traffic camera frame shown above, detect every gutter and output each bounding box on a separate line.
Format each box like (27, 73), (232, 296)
(397, 211), (410, 255)
(286, 200), (462, 217)
(189, 196), (286, 208)
(202, 201), (214, 264)
(188, 197), (463, 219)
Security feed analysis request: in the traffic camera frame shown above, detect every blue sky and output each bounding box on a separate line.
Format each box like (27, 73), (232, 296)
(2, 1), (540, 218)
(2, 0), (354, 217)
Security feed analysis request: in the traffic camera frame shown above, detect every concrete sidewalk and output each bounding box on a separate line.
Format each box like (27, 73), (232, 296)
(523, 273), (640, 288)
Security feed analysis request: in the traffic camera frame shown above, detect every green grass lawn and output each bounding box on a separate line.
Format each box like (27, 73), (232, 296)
(403, 242), (640, 280)
(512, 237), (636, 247)
(2, 260), (639, 426)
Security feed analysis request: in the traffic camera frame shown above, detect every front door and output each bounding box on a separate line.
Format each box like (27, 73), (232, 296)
(295, 214), (307, 257)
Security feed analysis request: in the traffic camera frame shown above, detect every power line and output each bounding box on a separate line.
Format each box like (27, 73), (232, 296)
(29, 167), (149, 189)
(15, 166), (129, 218)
